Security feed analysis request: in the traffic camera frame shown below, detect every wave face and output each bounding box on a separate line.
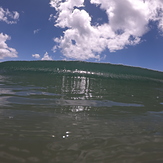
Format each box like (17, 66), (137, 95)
(0, 60), (163, 81)
(1, 61), (163, 162)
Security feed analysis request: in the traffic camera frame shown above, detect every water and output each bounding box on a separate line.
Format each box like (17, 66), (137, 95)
(0, 61), (163, 163)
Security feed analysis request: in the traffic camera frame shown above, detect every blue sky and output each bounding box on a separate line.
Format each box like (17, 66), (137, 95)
(1, 0), (163, 71)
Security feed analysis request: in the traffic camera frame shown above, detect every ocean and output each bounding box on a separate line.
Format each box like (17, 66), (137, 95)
(0, 61), (163, 163)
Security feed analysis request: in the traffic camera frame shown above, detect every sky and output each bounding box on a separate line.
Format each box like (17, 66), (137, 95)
(1, 0), (163, 71)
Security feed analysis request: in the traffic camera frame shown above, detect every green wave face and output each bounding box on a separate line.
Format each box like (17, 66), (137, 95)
(0, 60), (163, 82)
(0, 60), (163, 111)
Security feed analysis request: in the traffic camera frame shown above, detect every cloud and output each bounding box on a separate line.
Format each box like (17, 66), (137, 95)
(0, 7), (19, 24)
(33, 29), (40, 34)
(41, 52), (53, 60)
(49, 14), (56, 21)
(50, 0), (163, 60)
(32, 54), (40, 59)
(0, 33), (18, 59)
(0, 7), (19, 59)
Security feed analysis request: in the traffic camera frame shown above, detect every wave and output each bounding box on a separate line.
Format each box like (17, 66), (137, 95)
(0, 61), (163, 82)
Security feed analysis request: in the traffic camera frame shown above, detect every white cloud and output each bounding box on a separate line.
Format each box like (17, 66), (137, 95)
(41, 52), (53, 60)
(49, 14), (56, 21)
(50, 0), (163, 60)
(0, 7), (19, 59)
(0, 33), (18, 59)
(33, 29), (40, 34)
(0, 7), (19, 24)
(32, 54), (40, 59)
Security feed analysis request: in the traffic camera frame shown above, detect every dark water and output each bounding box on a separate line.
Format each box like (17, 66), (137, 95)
(0, 61), (163, 163)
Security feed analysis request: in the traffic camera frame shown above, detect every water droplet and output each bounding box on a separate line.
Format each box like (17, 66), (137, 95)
(66, 131), (70, 134)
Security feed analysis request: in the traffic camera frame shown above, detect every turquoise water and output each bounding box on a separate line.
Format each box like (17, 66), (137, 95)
(0, 61), (163, 163)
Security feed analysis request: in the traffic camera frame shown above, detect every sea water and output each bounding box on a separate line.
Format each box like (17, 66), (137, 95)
(0, 61), (163, 163)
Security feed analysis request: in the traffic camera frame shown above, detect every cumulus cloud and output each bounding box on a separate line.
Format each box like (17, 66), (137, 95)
(32, 54), (40, 59)
(41, 52), (53, 60)
(50, 0), (163, 60)
(0, 33), (18, 59)
(0, 7), (19, 24)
